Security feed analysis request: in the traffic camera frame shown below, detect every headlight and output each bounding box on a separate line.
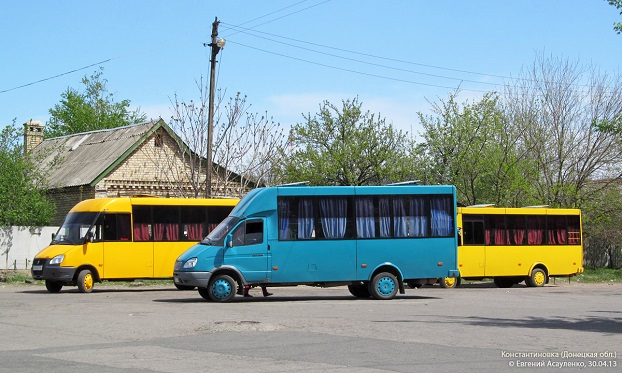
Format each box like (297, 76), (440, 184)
(49, 254), (64, 265)
(183, 257), (197, 269)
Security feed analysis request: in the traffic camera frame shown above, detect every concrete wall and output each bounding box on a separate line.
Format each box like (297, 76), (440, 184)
(0, 226), (59, 270)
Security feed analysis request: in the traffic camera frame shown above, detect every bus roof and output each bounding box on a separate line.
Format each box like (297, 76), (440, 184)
(68, 197), (239, 213)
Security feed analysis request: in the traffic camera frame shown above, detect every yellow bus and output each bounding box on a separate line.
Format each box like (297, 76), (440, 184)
(440, 206), (583, 288)
(31, 197), (238, 293)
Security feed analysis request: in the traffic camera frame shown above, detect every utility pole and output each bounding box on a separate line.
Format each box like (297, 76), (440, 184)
(205, 17), (225, 197)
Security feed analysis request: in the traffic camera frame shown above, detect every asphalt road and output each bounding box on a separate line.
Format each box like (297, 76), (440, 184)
(0, 281), (620, 373)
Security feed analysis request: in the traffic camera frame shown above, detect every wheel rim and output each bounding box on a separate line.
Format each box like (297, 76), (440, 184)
(211, 279), (232, 299)
(444, 278), (456, 288)
(83, 273), (93, 291)
(533, 271), (545, 286)
(376, 276), (396, 296)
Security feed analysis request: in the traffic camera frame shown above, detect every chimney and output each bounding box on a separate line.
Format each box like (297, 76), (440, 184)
(23, 119), (44, 153)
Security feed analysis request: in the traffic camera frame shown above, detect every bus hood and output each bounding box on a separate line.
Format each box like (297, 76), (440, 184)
(34, 244), (74, 259)
(176, 243), (221, 262)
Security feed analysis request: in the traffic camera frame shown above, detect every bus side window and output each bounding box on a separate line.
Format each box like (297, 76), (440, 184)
(102, 214), (131, 241)
(463, 218), (485, 245)
(231, 220), (264, 247)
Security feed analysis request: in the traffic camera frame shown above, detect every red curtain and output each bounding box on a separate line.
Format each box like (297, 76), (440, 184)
(133, 223), (150, 241)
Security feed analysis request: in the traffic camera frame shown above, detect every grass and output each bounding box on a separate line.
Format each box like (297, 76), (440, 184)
(574, 267), (622, 283)
(2, 268), (621, 286)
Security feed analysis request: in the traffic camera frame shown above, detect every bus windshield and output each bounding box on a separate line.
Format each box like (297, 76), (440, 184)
(52, 212), (99, 245)
(201, 216), (240, 245)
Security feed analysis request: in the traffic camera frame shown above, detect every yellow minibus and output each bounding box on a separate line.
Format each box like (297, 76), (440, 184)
(440, 206), (583, 288)
(32, 197), (238, 293)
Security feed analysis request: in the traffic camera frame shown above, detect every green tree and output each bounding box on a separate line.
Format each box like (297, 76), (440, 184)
(277, 98), (410, 186)
(46, 68), (146, 138)
(607, 0), (622, 34)
(415, 92), (537, 206)
(0, 121), (55, 226)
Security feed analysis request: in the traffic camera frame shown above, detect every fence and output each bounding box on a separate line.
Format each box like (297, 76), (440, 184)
(0, 226), (58, 270)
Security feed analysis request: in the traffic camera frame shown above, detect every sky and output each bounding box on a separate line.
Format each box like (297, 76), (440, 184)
(2, 1), (621, 139)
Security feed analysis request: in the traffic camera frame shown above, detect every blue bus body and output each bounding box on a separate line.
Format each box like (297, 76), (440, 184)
(174, 185), (459, 302)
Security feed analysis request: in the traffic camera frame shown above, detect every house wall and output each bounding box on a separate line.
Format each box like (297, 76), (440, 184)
(95, 129), (247, 199)
(47, 186), (95, 226)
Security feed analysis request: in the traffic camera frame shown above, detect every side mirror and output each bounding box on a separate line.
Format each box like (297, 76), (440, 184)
(224, 235), (233, 248)
(85, 232), (94, 243)
(51, 233), (56, 241)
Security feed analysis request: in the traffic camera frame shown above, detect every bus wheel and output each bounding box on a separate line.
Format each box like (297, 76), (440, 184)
(493, 277), (514, 288)
(208, 274), (236, 302)
(198, 287), (212, 301)
(348, 284), (371, 298)
(440, 277), (459, 289)
(369, 272), (398, 300)
(77, 269), (94, 293)
(527, 268), (547, 287)
(45, 280), (63, 293)
(174, 283), (195, 291)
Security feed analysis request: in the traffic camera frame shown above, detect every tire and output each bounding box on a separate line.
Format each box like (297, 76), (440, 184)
(368, 272), (398, 300)
(198, 287), (212, 300)
(174, 283), (195, 291)
(527, 268), (547, 287)
(207, 274), (237, 302)
(493, 277), (514, 288)
(440, 277), (460, 289)
(348, 284), (371, 298)
(77, 269), (94, 293)
(45, 280), (63, 293)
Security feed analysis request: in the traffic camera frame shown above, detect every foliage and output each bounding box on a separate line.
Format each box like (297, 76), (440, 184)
(46, 68), (146, 138)
(607, 0), (622, 34)
(277, 97), (410, 186)
(415, 92), (537, 206)
(0, 122), (55, 226)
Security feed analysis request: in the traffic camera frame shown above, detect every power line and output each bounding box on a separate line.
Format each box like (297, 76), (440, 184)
(228, 40), (490, 93)
(0, 59), (113, 94)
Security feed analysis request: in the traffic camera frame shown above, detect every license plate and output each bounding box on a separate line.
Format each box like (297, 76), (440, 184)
(32, 265), (43, 271)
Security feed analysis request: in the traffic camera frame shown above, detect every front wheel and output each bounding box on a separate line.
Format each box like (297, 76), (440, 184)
(207, 274), (237, 302)
(77, 269), (94, 293)
(369, 272), (398, 300)
(527, 268), (547, 287)
(45, 280), (63, 293)
(440, 277), (460, 289)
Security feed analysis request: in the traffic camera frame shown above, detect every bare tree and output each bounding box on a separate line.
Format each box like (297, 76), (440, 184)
(163, 78), (285, 197)
(504, 53), (622, 208)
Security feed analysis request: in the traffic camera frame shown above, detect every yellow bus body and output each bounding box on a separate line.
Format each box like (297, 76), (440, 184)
(455, 206), (583, 287)
(32, 197), (238, 292)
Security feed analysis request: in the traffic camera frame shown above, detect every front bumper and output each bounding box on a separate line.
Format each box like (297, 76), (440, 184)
(173, 270), (213, 289)
(31, 258), (76, 283)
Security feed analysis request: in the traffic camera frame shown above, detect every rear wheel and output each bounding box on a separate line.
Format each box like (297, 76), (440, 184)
(207, 274), (237, 302)
(369, 272), (398, 300)
(348, 284), (371, 298)
(45, 280), (63, 293)
(440, 277), (460, 288)
(527, 268), (547, 287)
(77, 269), (94, 293)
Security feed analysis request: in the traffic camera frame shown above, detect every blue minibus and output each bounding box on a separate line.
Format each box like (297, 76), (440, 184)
(173, 184), (459, 302)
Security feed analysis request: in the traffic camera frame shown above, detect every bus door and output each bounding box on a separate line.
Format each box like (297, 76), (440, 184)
(459, 215), (486, 277)
(101, 213), (153, 279)
(225, 218), (270, 282)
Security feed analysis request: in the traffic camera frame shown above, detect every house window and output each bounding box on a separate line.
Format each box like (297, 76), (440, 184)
(154, 130), (163, 147)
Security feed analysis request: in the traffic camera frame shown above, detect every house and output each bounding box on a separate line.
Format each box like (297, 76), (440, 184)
(24, 119), (253, 226)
